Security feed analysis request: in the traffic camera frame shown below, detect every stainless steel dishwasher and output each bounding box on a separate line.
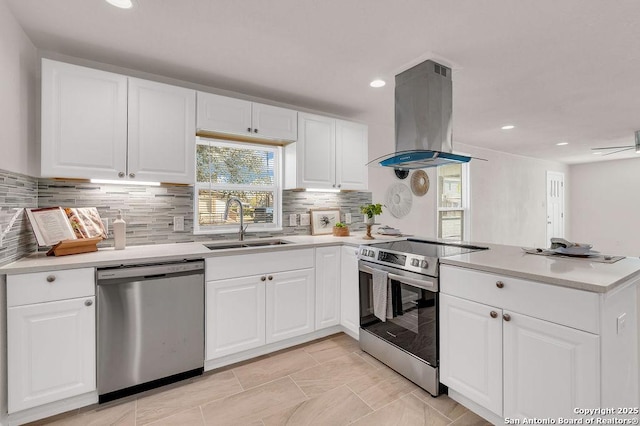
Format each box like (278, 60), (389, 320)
(97, 259), (204, 403)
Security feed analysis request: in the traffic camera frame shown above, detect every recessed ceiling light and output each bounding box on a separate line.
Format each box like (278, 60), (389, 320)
(501, 125), (515, 130)
(370, 79), (386, 88)
(556, 142), (569, 146)
(592, 152), (603, 155)
(105, 0), (133, 9)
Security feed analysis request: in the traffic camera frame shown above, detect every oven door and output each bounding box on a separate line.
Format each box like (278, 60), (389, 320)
(359, 261), (439, 366)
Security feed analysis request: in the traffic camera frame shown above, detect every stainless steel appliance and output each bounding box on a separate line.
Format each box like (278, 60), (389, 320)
(358, 239), (487, 396)
(97, 260), (205, 403)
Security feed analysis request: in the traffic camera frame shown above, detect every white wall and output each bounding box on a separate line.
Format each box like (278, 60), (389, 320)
(363, 119), (569, 247)
(0, 0), (38, 176)
(570, 157), (640, 256)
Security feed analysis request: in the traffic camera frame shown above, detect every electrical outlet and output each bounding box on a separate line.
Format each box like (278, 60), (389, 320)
(101, 218), (109, 235)
(617, 313), (627, 335)
(289, 214), (297, 226)
(173, 216), (184, 232)
(345, 213), (352, 224)
(300, 214), (310, 226)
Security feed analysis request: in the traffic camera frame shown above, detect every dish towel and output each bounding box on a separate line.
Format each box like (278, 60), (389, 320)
(372, 269), (393, 322)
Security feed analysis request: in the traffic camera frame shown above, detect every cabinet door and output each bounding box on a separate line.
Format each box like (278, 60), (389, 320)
(128, 78), (196, 184)
(335, 120), (368, 190)
(252, 103), (297, 141)
(41, 59), (127, 180)
(297, 113), (336, 189)
(266, 269), (315, 343)
(8, 297), (96, 413)
(440, 294), (503, 416)
(340, 246), (360, 336)
(315, 246), (341, 329)
(503, 312), (600, 420)
(196, 92), (252, 136)
(206, 276), (266, 360)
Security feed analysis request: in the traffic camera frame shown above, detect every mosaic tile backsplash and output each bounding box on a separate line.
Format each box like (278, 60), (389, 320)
(0, 173), (373, 261)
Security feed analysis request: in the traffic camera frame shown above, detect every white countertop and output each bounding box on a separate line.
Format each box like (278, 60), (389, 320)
(440, 243), (640, 293)
(0, 232), (401, 275)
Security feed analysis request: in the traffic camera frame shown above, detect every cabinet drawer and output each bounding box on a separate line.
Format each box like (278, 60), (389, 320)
(440, 265), (599, 334)
(206, 249), (314, 280)
(8, 268), (95, 307)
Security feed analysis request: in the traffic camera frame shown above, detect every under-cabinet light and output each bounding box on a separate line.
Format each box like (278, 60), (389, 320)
(105, 0), (133, 9)
(91, 179), (160, 186)
(501, 125), (515, 130)
(556, 142), (569, 146)
(306, 188), (340, 193)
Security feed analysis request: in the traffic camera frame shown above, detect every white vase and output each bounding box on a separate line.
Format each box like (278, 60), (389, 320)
(365, 216), (375, 225)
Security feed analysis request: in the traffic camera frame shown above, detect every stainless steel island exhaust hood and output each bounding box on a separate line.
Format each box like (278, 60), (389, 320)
(372, 60), (473, 169)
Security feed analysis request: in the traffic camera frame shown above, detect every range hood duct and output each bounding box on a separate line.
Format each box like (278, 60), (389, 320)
(372, 60), (473, 169)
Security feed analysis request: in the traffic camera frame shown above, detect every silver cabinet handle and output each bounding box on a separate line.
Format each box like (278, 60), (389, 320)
(85, 299), (93, 307)
(254, 129), (258, 133)
(129, 173), (136, 178)
(496, 281), (504, 289)
(490, 311), (498, 318)
(503, 313), (511, 322)
(260, 276), (266, 281)
(118, 172), (125, 178)
(46, 275), (56, 283)
(247, 127), (252, 132)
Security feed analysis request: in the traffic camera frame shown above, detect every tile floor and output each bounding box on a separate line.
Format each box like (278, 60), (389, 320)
(29, 333), (492, 425)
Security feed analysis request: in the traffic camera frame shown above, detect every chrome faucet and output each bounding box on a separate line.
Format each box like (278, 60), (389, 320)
(224, 197), (248, 241)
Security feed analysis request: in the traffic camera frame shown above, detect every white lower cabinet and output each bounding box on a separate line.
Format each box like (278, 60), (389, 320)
(7, 268), (96, 414)
(440, 265), (602, 421)
(266, 269), (315, 343)
(340, 246), (359, 336)
(315, 246), (341, 329)
(206, 276), (266, 359)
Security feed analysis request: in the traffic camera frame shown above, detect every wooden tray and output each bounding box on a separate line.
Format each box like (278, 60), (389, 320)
(47, 237), (102, 257)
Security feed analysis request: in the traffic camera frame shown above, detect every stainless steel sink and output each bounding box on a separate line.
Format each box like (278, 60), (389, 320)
(204, 239), (291, 250)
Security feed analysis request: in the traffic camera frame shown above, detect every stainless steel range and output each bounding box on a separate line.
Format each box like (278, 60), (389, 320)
(358, 238), (488, 396)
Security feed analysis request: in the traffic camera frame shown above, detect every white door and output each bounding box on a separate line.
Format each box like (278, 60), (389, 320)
(128, 78), (196, 184)
(206, 277), (266, 360)
(503, 311), (599, 420)
(315, 246), (341, 329)
(266, 268), (315, 343)
(251, 102), (298, 141)
(298, 113), (336, 189)
(546, 171), (565, 243)
(41, 59), (128, 180)
(8, 297), (96, 413)
(439, 294), (503, 416)
(335, 119), (368, 190)
(196, 92), (252, 136)
(340, 246), (360, 337)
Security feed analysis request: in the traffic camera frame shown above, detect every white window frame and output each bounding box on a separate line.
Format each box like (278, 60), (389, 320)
(437, 161), (470, 241)
(193, 137), (282, 235)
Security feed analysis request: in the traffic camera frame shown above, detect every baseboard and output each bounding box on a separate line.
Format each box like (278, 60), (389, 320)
(448, 389), (503, 425)
(6, 392), (98, 426)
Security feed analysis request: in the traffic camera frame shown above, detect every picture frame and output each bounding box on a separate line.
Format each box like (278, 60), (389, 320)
(310, 208), (341, 235)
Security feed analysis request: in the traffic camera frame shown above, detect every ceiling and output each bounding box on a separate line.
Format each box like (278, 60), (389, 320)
(6, 0), (640, 164)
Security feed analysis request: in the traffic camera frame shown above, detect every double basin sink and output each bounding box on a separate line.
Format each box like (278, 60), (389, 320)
(204, 239), (291, 251)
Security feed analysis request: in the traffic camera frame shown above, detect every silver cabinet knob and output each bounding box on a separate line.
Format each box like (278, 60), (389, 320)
(268, 275), (273, 280)
(490, 311), (498, 318)
(496, 281), (504, 289)
(129, 173), (136, 178)
(254, 129), (258, 133)
(118, 172), (125, 178)
(337, 184), (341, 188)
(85, 299), (93, 307)
(503, 313), (511, 322)
(247, 127), (252, 132)
(260, 276), (266, 281)
(46, 275), (56, 283)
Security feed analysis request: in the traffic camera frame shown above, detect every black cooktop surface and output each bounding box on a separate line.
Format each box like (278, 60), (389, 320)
(367, 238), (488, 258)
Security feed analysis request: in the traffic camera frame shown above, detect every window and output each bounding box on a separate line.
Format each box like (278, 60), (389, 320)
(194, 138), (281, 234)
(437, 163), (468, 240)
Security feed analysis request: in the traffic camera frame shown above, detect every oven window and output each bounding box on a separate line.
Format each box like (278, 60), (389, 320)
(359, 270), (438, 366)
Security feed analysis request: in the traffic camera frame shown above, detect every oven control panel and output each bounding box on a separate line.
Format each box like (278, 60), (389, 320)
(358, 246), (436, 276)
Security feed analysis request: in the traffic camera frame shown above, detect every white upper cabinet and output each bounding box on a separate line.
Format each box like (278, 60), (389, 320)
(128, 78), (195, 183)
(41, 59), (128, 180)
(284, 113), (368, 190)
(41, 59), (196, 184)
(196, 92), (297, 141)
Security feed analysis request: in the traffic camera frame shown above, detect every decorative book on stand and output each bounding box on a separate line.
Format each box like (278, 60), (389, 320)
(26, 207), (107, 256)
